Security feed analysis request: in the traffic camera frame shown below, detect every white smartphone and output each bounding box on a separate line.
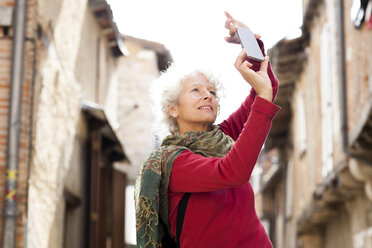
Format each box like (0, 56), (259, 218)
(237, 26), (264, 62)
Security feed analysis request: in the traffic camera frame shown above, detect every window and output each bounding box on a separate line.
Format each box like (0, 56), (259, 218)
(353, 227), (372, 248)
(320, 22), (334, 178)
(296, 91), (307, 156)
(285, 161), (294, 219)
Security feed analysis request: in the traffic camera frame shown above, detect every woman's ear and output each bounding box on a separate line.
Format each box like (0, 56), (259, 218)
(168, 104), (178, 118)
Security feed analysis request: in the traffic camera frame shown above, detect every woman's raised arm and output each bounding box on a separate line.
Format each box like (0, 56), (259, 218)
(219, 13), (278, 140)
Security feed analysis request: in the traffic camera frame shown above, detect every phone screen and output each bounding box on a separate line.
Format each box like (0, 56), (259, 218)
(237, 27), (264, 62)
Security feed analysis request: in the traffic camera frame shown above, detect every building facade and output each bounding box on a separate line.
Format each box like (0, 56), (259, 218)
(0, 0), (129, 247)
(256, 0), (372, 247)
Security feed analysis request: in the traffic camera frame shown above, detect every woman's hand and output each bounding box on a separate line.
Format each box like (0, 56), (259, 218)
(224, 11), (261, 44)
(235, 49), (273, 102)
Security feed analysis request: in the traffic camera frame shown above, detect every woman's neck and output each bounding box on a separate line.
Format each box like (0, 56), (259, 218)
(178, 123), (212, 134)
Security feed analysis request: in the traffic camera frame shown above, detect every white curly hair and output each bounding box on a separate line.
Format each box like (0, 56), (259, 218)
(150, 63), (223, 141)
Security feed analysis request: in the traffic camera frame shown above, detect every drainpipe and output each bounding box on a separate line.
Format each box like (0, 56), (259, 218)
(2, 0), (27, 247)
(337, 0), (372, 167)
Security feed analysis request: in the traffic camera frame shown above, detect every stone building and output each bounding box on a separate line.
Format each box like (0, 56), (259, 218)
(255, 0), (372, 247)
(116, 35), (172, 184)
(0, 0), (130, 247)
(115, 35), (173, 246)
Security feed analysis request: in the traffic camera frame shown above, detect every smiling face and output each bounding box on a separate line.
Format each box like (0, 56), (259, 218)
(168, 72), (219, 134)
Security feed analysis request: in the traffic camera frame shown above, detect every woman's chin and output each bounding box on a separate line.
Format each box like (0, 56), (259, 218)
(201, 118), (216, 127)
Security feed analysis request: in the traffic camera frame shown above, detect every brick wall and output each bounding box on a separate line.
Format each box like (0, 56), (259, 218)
(0, 37), (12, 248)
(0, 0), (37, 247)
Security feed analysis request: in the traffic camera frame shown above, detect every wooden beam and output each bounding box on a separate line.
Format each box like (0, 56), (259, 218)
(112, 170), (127, 248)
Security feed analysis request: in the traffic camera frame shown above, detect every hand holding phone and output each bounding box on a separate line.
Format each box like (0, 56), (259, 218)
(237, 26), (264, 62)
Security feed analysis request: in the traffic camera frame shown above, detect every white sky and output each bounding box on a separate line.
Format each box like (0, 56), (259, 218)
(108, 0), (303, 121)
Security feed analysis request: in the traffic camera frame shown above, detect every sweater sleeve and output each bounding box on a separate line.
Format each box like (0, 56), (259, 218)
(169, 96), (280, 193)
(218, 39), (279, 140)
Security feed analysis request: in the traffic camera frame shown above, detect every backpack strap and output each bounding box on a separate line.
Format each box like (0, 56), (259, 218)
(176, 193), (191, 248)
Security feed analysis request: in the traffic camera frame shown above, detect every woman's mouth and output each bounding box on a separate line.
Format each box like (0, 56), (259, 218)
(198, 105), (213, 110)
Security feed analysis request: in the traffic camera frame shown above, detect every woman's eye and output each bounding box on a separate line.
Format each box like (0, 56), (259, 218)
(210, 91), (216, 95)
(192, 88), (199, 92)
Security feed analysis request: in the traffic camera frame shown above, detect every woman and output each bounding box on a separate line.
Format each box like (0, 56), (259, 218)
(135, 12), (280, 248)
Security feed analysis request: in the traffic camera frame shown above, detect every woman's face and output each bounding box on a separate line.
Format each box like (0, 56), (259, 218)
(168, 73), (218, 134)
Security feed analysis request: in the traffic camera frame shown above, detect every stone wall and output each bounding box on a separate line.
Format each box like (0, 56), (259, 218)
(116, 40), (160, 183)
(26, 0), (119, 247)
(27, 41), (81, 248)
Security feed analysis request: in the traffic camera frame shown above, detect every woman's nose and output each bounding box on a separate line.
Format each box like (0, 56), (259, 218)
(202, 90), (212, 100)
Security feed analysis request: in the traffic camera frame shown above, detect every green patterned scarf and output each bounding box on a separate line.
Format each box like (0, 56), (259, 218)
(135, 125), (235, 248)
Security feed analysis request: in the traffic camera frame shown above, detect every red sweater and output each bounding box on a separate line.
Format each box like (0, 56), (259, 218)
(167, 45), (280, 246)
